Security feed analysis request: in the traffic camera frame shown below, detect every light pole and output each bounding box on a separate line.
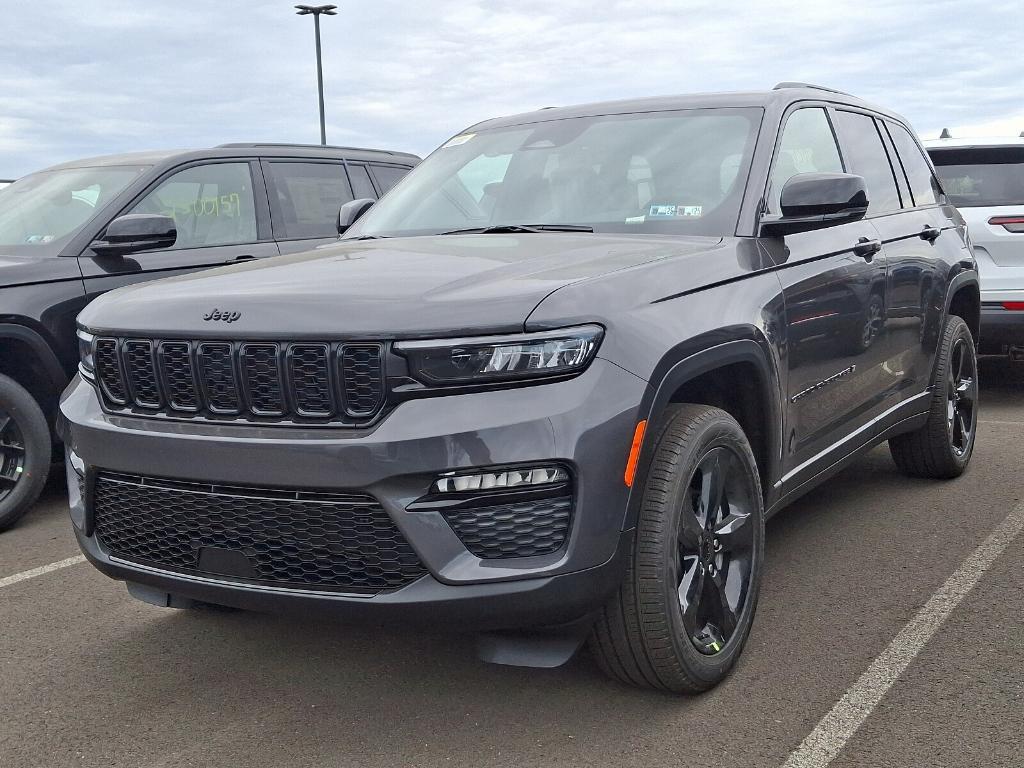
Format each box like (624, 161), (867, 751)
(295, 4), (337, 146)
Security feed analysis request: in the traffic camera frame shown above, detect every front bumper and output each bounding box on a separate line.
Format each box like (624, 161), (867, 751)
(60, 359), (646, 628)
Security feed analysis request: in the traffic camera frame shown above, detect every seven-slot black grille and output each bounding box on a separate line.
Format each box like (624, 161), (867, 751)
(93, 337), (385, 425)
(92, 472), (426, 592)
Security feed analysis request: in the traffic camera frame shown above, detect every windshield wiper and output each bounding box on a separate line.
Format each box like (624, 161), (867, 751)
(440, 223), (594, 235)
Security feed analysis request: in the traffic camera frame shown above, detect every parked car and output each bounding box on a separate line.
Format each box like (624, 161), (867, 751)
(0, 143), (418, 529)
(61, 84), (979, 692)
(926, 133), (1024, 357)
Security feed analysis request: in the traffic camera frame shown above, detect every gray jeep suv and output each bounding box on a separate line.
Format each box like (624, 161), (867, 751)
(60, 84), (980, 692)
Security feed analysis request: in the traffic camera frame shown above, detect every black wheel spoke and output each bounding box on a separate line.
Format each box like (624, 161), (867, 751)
(0, 470), (19, 486)
(677, 556), (704, 634)
(698, 450), (727, 529)
(714, 509), (753, 553)
(0, 414), (10, 435)
(678, 504), (703, 549)
(705, 566), (740, 639)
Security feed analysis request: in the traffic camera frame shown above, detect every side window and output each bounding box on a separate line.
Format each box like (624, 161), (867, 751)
(886, 122), (940, 207)
(831, 111), (902, 214)
(265, 162), (353, 239)
(129, 163), (257, 249)
(347, 164), (378, 200)
(770, 108), (844, 212)
(370, 164), (410, 194)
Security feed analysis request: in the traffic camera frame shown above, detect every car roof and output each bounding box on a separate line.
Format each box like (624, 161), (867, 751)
(38, 144), (420, 172)
(924, 135), (1024, 150)
(465, 84), (908, 132)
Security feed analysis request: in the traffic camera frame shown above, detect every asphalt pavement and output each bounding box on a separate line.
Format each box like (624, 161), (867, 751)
(1, 357), (1022, 768)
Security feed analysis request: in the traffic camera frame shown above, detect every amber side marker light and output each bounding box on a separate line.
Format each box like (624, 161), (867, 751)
(624, 420), (648, 487)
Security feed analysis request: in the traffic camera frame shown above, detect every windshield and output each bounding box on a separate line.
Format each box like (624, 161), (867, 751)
(0, 165), (147, 256)
(347, 108), (762, 239)
(930, 146), (1024, 207)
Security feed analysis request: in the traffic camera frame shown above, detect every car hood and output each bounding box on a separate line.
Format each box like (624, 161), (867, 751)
(0, 252), (82, 287)
(78, 233), (724, 337)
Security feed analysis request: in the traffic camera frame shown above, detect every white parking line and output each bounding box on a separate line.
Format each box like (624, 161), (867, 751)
(0, 555), (86, 589)
(979, 419), (1024, 426)
(782, 499), (1024, 768)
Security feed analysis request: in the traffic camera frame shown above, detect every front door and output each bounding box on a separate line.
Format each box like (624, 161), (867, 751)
(763, 106), (892, 479)
(78, 159), (278, 301)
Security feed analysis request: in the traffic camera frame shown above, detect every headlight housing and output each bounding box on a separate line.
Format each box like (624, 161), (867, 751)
(77, 329), (95, 379)
(395, 325), (603, 386)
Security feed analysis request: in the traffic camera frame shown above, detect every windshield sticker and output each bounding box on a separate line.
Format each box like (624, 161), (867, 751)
(625, 215), (646, 224)
(442, 133), (476, 148)
(648, 204), (703, 218)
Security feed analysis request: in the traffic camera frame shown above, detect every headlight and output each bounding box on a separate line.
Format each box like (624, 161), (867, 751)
(396, 325), (603, 385)
(77, 329), (95, 379)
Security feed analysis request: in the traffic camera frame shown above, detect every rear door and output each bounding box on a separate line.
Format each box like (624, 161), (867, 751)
(77, 159), (278, 299)
(875, 119), (962, 391)
(766, 105), (891, 478)
(262, 159), (356, 255)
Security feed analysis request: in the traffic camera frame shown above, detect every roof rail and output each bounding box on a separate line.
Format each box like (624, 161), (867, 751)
(939, 128), (953, 139)
(772, 81), (851, 96)
(216, 142), (404, 154)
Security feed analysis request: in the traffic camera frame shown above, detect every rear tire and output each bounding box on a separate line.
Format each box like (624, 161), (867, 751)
(889, 315), (977, 479)
(0, 374), (51, 532)
(590, 404), (765, 693)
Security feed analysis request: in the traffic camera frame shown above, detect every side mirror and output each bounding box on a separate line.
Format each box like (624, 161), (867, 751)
(337, 198), (375, 235)
(760, 173), (869, 236)
(91, 214), (177, 256)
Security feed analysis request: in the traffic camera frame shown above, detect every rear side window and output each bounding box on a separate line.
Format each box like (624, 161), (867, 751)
(347, 164), (378, 200)
(832, 111), (902, 214)
(769, 108), (844, 212)
(929, 146), (1024, 208)
(265, 162), (353, 239)
(370, 164), (410, 194)
(887, 122), (940, 206)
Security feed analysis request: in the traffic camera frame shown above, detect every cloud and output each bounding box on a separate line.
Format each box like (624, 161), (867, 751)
(0, 0), (1020, 178)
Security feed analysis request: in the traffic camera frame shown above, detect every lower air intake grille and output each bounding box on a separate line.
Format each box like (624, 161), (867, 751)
(441, 494), (572, 559)
(92, 472), (426, 593)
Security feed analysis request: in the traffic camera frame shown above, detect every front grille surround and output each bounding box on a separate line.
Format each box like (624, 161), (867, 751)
(92, 471), (427, 593)
(94, 336), (387, 426)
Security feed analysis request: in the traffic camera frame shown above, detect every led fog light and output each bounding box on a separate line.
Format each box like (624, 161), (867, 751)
(432, 466), (568, 494)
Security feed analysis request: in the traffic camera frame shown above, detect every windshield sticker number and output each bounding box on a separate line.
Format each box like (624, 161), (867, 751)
(442, 133), (476, 148)
(648, 204), (703, 218)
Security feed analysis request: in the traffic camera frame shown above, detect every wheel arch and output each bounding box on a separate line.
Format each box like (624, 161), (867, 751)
(944, 273), (980, 344)
(622, 334), (784, 529)
(0, 323), (69, 418)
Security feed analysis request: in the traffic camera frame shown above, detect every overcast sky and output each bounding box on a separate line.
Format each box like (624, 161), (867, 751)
(1, 0), (1021, 178)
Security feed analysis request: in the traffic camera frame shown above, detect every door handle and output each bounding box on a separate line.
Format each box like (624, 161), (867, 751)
(230, 254), (256, 262)
(919, 225), (941, 243)
(853, 237), (882, 260)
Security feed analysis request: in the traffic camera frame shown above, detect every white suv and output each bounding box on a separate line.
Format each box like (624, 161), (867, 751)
(926, 134), (1024, 357)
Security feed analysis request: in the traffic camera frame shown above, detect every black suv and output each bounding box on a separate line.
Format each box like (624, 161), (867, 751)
(62, 85), (979, 692)
(0, 143), (418, 528)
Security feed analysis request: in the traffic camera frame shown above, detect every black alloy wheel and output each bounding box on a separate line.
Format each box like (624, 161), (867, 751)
(0, 408), (27, 503)
(676, 446), (756, 655)
(889, 315), (977, 479)
(946, 336), (977, 457)
(590, 404), (765, 693)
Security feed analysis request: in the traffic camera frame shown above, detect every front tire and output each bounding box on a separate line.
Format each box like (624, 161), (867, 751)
(590, 404), (765, 693)
(889, 315), (977, 478)
(0, 374), (52, 531)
